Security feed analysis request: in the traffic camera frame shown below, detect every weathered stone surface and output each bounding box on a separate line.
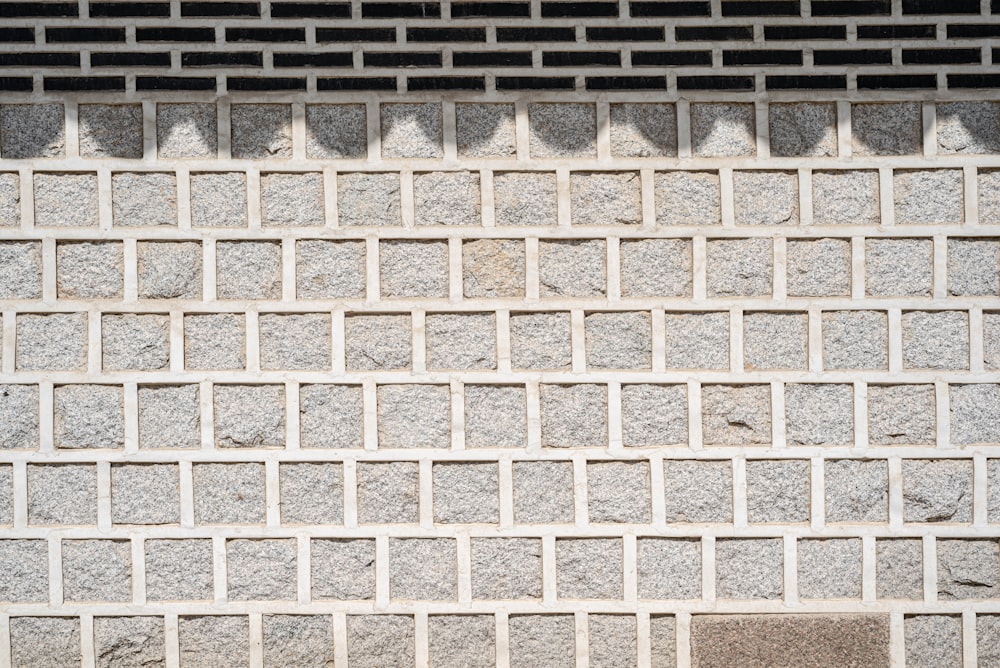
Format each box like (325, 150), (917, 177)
(570, 172), (642, 226)
(743, 312), (807, 370)
(357, 462), (419, 523)
(179, 616), (249, 668)
(588, 461), (651, 523)
(811, 169), (880, 225)
(231, 104), (291, 159)
(137, 241), (202, 299)
(733, 171), (799, 225)
(10, 617), (81, 668)
(785, 383), (853, 446)
(463, 239), (525, 297)
(457, 103), (516, 158)
(980, 169), (1000, 224)
(706, 238), (772, 297)
(902, 459), (972, 523)
(433, 462), (499, 524)
(610, 102), (677, 157)
(311, 539), (375, 599)
(184, 313), (245, 370)
(381, 103), (443, 158)
(638, 538), (701, 599)
(54, 384), (124, 449)
(279, 463), (343, 524)
(589, 615), (638, 668)
(868, 384), (935, 445)
(263, 615), (335, 668)
(157, 102), (216, 158)
(979, 615), (1000, 666)
(27, 464), (97, 525)
(746, 459), (809, 523)
(508, 615), (575, 668)
(425, 312), (497, 370)
(822, 310), (888, 370)
(259, 313), (331, 370)
(389, 538), (456, 600)
(190, 172), (247, 227)
(94, 617), (165, 668)
(34, 172), (99, 227)
(529, 103), (596, 158)
(937, 539), (999, 599)
(214, 384), (284, 448)
(112, 172), (177, 227)
(429, 615), (496, 668)
(296, 239), (365, 299)
(299, 384), (363, 449)
(951, 384), (1000, 445)
(786, 238), (850, 297)
(62, 539), (131, 602)
(620, 238), (692, 297)
(937, 101), (1000, 154)
(377, 384), (450, 448)
(622, 384), (688, 446)
(493, 172), (558, 226)
(16, 313), (87, 371)
(510, 312), (572, 370)
(715, 539), (783, 599)
(948, 238), (999, 296)
(193, 463), (265, 524)
(825, 459), (888, 522)
(79, 104), (143, 158)
(902, 310), (969, 370)
(0, 384), (38, 449)
(464, 384), (527, 447)
(665, 312), (729, 370)
(346, 314), (411, 371)
(540, 384), (607, 447)
(876, 539), (923, 600)
(894, 169), (964, 224)
(512, 461), (574, 524)
(539, 239), (606, 296)
(798, 539), (862, 599)
(216, 241), (281, 299)
(1, 104), (65, 158)
(852, 102), (921, 155)
(306, 103), (366, 159)
(111, 464), (179, 524)
(650, 616), (677, 668)
(865, 238), (932, 297)
(585, 311), (651, 369)
(0, 172), (19, 226)
(556, 538), (623, 599)
(145, 539), (214, 601)
(57, 241), (123, 298)
(471, 537), (542, 599)
(701, 384), (771, 446)
(655, 171), (721, 225)
(905, 615), (962, 667)
(664, 459), (733, 523)
(261, 172), (324, 227)
(0, 540), (48, 602)
(691, 103), (756, 157)
(347, 616), (414, 668)
(380, 240), (448, 297)
(413, 171), (480, 226)
(102, 314), (169, 371)
(227, 538), (297, 600)
(338, 172), (402, 227)
(769, 102), (837, 157)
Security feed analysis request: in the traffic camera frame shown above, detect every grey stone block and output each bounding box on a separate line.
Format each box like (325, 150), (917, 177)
(949, 238), (999, 296)
(357, 461), (418, 524)
(610, 102), (677, 157)
(902, 310), (969, 370)
(345, 314), (411, 371)
(429, 615), (496, 668)
(541, 384), (607, 447)
(937, 101), (1000, 154)
(746, 459), (810, 523)
(509, 615), (575, 668)
(557, 538), (623, 600)
(389, 538), (456, 600)
(381, 103), (443, 159)
(620, 238), (692, 297)
(715, 539), (783, 599)
(299, 384), (363, 449)
(798, 539), (862, 599)
(0, 384), (38, 449)
(137, 241), (202, 299)
(895, 169), (964, 224)
(111, 464), (179, 525)
(512, 461), (574, 524)
(938, 539), (998, 599)
(379, 239), (448, 297)
(231, 104), (292, 159)
(54, 384), (124, 449)
(184, 314), (245, 370)
(665, 312), (729, 370)
(377, 384), (450, 448)
(296, 239), (365, 299)
(826, 459), (888, 523)
(852, 102), (922, 156)
(214, 384), (284, 448)
(570, 172), (642, 226)
(261, 172), (324, 227)
(664, 459), (732, 523)
(951, 384), (1000, 445)
(433, 462), (499, 524)
(589, 615), (638, 668)
(588, 461), (651, 523)
(980, 169), (1000, 225)
(347, 616), (414, 668)
(34, 172), (99, 227)
(337, 172), (402, 227)
(306, 103), (366, 159)
(905, 616), (963, 668)
(650, 616), (677, 668)
(981, 615), (1000, 667)
(811, 169), (881, 225)
(216, 241), (281, 299)
(190, 172), (247, 227)
(510, 312), (572, 370)
(493, 171), (558, 227)
(733, 171), (799, 226)
(990, 459), (1000, 522)
(10, 617), (81, 668)
(414, 171), (480, 226)
(259, 313), (331, 371)
(102, 314), (169, 371)
(876, 539), (923, 600)
(464, 384), (527, 447)
(0, 466), (9, 525)
(179, 616), (249, 668)
(311, 539), (375, 599)
(27, 464), (97, 525)
(691, 103), (756, 157)
(638, 538), (702, 599)
(786, 238), (851, 296)
(0, 172), (19, 226)
(701, 384), (771, 446)
(744, 312), (807, 370)
(585, 311), (651, 370)
(145, 539), (214, 601)
(868, 384), (936, 445)
(463, 239), (525, 297)
(227, 538), (296, 601)
(903, 459), (972, 523)
(157, 102), (217, 158)
(193, 463), (265, 524)
(769, 102), (838, 157)
(0, 103), (65, 158)
(539, 239), (606, 297)
(529, 103), (597, 158)
(426, 312), (497, 370)
(16, 313), (87, 371)
(622, 384), (688, 447)
(94, 616), (165, 668)
(865, 238), (932, 297)
(112, 172), (177, 227)
(0, 540), (47, 602)
(471, 537), (542, 599)
(822, 310), (888, 370)
(457, 103), (516, 158)
(706, 238), (772, 297)
(785, 383), (853, 446)
(263, 615), (335, 668)
(279, 463), (343, 524)
(62, 539), (131, 602)
(57, 240), (122, 298)
(655, 171), (721, 225)
(79, 104), (143, 158)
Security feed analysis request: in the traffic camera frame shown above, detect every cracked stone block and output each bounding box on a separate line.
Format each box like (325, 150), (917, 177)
(102, 314), (169, 371)
(585, 311), (651, 370)
(214, 384), (285, 448)
(0, 103), (65, 158)
(429, 615), (496, 668)
(589, 615), (637, 668)
(137, 241), (202, 300)
(216, 241), (281, 299)
(786, 238), (850, 297)
(227, 539), (297, 601)
(179, 616), (249, 668)
(509, 615), (575, 668)
(528, 103), (597, 158)
(184, 314), (245, 370)
(655, 171), (721, 225)
(691, 103), (756, 157)
(905, 615), (962, 667)
(733, 171), (799, 225)
(510, 312), (572, 370)
(389, 538), (456, 600)
(311, 539), (375, 599)
(895, 169), (964, 224)
(822, 310), (888, 370)
(280, 463), (343, 524)
(0, 172), (19, 226)
(0, 540), (48, 602)
(812, 169), (881, 225)
(715, 538), (783, 599)
(512, 461), (574, 524)
(570, 172), (642, 226)
(903, 459), (972, 523)
(79, 104), (143, 158)
(299, 384), (363, 449)
(588, 461), (651, 523)
(10, 617), (81, 668)
(457, 102), (516, 158)
(306, 103), (366, 159)
(112, 172), (177, 227)
(381, 103), (443, 159)
(0, 384), (39, 449)
(785, 383), (853, 447)
(62, 539), (131, 602)
(622, 384), (688, 447)
(263, 615), (335, 668)
(27, 464), (97, 525)
(902, 310), (969, 370)
(798, 539), (862, 599)
(852, 102), (922, 156)
(951, 384), (1000, 445)
(876, 539), (923, 600)
(377, 384), (450, 448)
(620, 239), (692, 297)
(57, 241), (122, 298)
(54, 384), (124, 449)
(34, 172), (99, 227)
(463, 239), (525, 298)
(433, 463), (499, 524)
(261, 173), (324, 227)
(556, 538), (623, 599)
(744, 312), (807, 370)
(638, 538), (702, 599)
(826, 459), (888, 523)
(231, 104), (292, 159)
(539, 239), (606, 297)
(706, 238), (772, 297)
(865, 238), (932, 297)
(949, 238), (999, 296)
(540, 384), (608, 447)
(345, 314), (411, 371)
(414, 171), (481, 226)
(701, 385), (771, 446)
(296, 239), (365, 299)
(357, 462), (418, 524)
(379, 240), (448, 298)
(145, 539), (213, 601)
(111, 464), (179, 525)
(665, 312), (729, 370)
(664, 460), (732, 523)
(869, 384), (936, 446)
(337, 172), (402, 227)
(347, 616), (414, 668)
(769, 102), (838, 157)
(95, 617), (165, 668)
(937, 101), (1000, 154)
(16, 313), (88, 371)
(471, 537), (542, 599)
(980, 170), (1000, 225)
(464, 384), (527, 448)
(610, 102), (677, 157)
(193, 463), (265, 525)
(426, 313), (497, 370)
(937, 539), (999, 600)
(157, 102), (217, 158)
(190, 172), (247, 227)
(746, 459), (810, 523)
(259, 313), (331, 371)
(493, 172), (558, 227)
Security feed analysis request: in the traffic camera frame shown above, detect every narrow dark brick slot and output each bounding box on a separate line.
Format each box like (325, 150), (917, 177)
(496, 76), (575, 89)
(316, 28), (398, 42)
(182, 52), (264, 67)
(543, 52), (622, 67)
(811, 0), (890, 15)
(766, 74), (847, 88)
(181, 1), (260, 17)
(948, 73), (1000, 87)
(677, 75), (755, 89)
(721, 0), (800, 16)
(948, 24), (1000, 37)
(676, 26), (754, 41)
(364, 52), (443, 67)
(272, 52), (354, 67)
(813, 49), (892, 65)
(629, 0), (711, 15)
(136, 76), (217, 90)
(453, 51), (534, 67)
(541, 2), (619, 16)
(317, 76), (398, 90)
(902, 48), (981, 64)
(0, 77), (33, 90)
(723, 50), (803, 66)
(0, 53), (81, 67)
(406, 28), (488, 42)
(451, 2), (532, 17)
(44, 76), (126, 91)
(361, 2), (442, 18)
(46, 27), (127, 43)
(90, 2), (172, 17)
(903, 0), (980, 13)
(586, 75), (667, 89)
(0, 28), (36, 43)
(497, 27), (577, 41)
(632, 50), (713, 66)
(857, 73), (937, 88)
(136, 27), (216, 42)
(408, 76), (486, 90)
(586, 27), (666, 41)
(0, 2), (78, 17)
(226, 28), (306, 43)
(227, 76), (307, 90)
(764, 25), (846, 40)
(269, 2), (352, 18)
(858, 24), (936, 39)
(91, 52), (172, 67)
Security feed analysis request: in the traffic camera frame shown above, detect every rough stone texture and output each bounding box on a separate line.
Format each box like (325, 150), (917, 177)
(425, 312), (497, 370)
(54, 384), (124, 449)
(347, 616), (415, 668)
(589, 615), (638, 668)
(798, 539), (862, 599)
(413, 171), (480, 226)
(377, 384), (450, 448)
(389, 538), (456, 600)
(464, 384), (527, 447)
(94, 616), (165, 668)
(510, 312), (572, 370)
(337, 172), (402, 227)
(380, 240), (448, 297)
(715, 539), (783, 599)
(231, 104), (292, 159)
(79, 104), (143, 158)
(1, 103), (65, 158)
(0, 540), (48, 602)
(346, 314), (411, 371)
(10, 617), (81, 668)
(664, 460), (733, 523)
(951, 384), (1000, 445)
(585, 311), (651, 369)
(111, 464), (180, 524)
(512, 461), (574, 524)
(556, 538), (623, 599)
(62, 539), (131, 602)
(786, 238), (850, 297)
(528, 103), (597, 158)
(214, 384), (284, 448)
(381, 103), (443, 159)
(981, 616), (1000, 667)
(664, 312), (729, 370)
(493, 172), (558, 226)
(433, 462), (499, 524)
(620, 238), (692, 297)
(865, 238), (933, 297)
(296, 239), (365, 299)
(263, 615), (335, 668)
(785, 383), (853, 446)
(822, 310), (889, 370)
(691, 103), (756, 157)
(227, 538), (297, 600)
(570, 172), (642, 226)
(27, 464), (97, 525)
(876, 539), (924, 600)
(259, 313), (331, 371)
(311, 539), (375, 599)
(990, 459), (1000, 522)
(34, 172), (100, 227)
(261, 172), (324, 227)
(184, 313), (245, 370)
(743, 312), (807, 370)
(747, 459), (810, 523)
(179, 616), (249, 668)
(610, 102), (677, 157)
(902, 310), (969, 370)
(638, 538), (702, 599)
(57, 241), (122, 298)
(157, 102), (217, 158)
(588, 461), (651, 523)
(137, 241), (202, 299)
(193, 463), (265, 524)
(706, 238), (772, 297)
(980, 170), (1000, 224)
(190, 172), (247, 227)
(902, 459), (972, 523)
(701, 384), (771, 446)
(937, 539), (999, 599)
(769, 102), (838, 157)
(457, 103), (516, 158)
(509, 615), (575, 667)
(655, 171), (721, 225)
(894, 169), (964, 224)
(279, 463), (343, 524)
(868, 384), (936, 445)
(102, 314), (170, 371)
(826, 459), (888, 523)
(463, 239), (525, 297)
(0, 466), (10, 525)
(811, 169), (881, 225)
(145, 539), (214, 600)
(650, 616), (677, 668)
(622, 384), (688, 446)
(429, 616), (496, 668)
(111, 172), (177, 227)
(539, 239), (606, 297)
(357, 462), (419, 524)
(733, 171), (799, 225)
(0, 172), (19, 226)
(299, 384), (363, 449)
(938, 101), (1000, 154)
(852, 102), (922, 155)
(540, 384), (608, 447)
(0, 384), (39, 449)
(306, 103), (367, 159)
(905, 616), (963, 667)
(216, 241), (282, 299)
(949, 238), (999, 296)
(690, 615), (890, 667)
(471, 537), (542, 599)
(16, 313), (88, 371)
